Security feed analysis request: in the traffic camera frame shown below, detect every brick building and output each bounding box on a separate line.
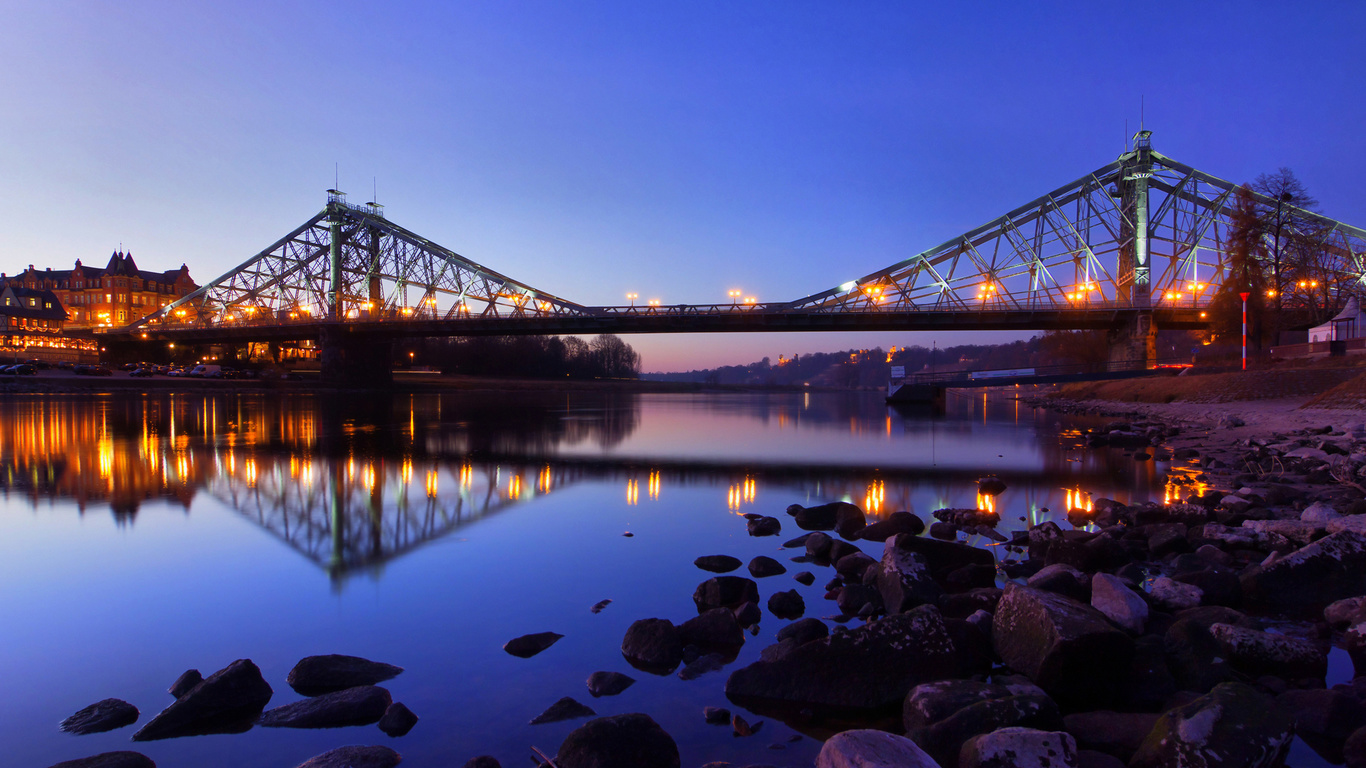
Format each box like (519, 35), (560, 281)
(1, 250), (198, 329)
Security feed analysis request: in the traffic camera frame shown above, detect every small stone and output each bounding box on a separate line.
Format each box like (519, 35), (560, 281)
(591, 599), (612, 614)
(768, 590), (805, 620)
(503, 632), (564, 658)
(462, 758), (500, 768)
(816, 729), (939, 768)
(169, 670), (202, 699)
(60, 698), (140, 735)
(733, 713), (762, 736)
(794, 571), (815, 586)
(286, 654), (404, 695)
(679, 653), (729, 681)
(47, 753), (156, 768)
(748, 556), (787, 578)
(259, 685), (392, 728)
(696, 555), (743, 573)
(530, 696), (596, 725)
(295, 745), (402, 768)
(555, 713), (679, 768)
(378, 701), (418, 737)
(747, 516), (782, 537)
(587, 671), (636, 697)
(704, 706), (731, 724)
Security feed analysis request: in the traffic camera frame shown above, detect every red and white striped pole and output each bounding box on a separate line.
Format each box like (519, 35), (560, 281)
(1239, 292), (1250, 371)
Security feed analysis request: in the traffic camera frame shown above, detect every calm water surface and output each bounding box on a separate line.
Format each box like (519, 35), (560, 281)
(0, 389), (1180, 768)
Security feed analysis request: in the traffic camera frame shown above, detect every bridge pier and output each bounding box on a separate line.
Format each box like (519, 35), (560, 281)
(1108, 311), (1157, 369)
(319, 326), (394, 386)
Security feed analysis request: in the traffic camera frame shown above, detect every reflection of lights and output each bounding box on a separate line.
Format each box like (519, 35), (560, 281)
(538, 465), (552, 494)
(976, 492), (995, 515)
(364, 464), (376, 491)
(401, 459), (412, 485)
(626, 478), (638, 505)
(426, 469), (439, 497)
(728, 477), (756, 510)
(865, 480), (885, 515)
(459, 464), (472, 491)
(97, 438), (113, 480)
(1064, 488), (1093, 515)
(245, 459), (257, 487)
(509, 474), (522, 499)
(648, 470), (660, 500)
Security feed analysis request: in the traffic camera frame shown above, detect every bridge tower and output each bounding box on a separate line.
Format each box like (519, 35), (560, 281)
(320, 189), (394, 385)
(1111, 130), (1157, 367)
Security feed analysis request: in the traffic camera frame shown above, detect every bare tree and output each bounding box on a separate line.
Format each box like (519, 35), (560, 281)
(1251, 168), (1317, 316)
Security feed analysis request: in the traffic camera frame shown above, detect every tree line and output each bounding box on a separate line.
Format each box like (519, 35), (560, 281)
(1212, 168), (1350, 351)
(408, 334), (641, 379)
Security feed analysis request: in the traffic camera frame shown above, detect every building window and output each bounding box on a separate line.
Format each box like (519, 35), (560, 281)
(117, 310), (126, 322)
(106, 293), (111, 303)
(27, 298), (36, 307)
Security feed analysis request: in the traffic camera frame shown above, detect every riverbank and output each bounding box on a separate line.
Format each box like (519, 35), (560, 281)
(0, 370), (849, 396)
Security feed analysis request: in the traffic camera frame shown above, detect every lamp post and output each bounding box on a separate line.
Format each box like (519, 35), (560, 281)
(1239, 292), (1250, 371)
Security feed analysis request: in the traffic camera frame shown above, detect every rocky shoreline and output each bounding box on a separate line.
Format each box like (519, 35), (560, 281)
(49, 394), (1366, 768)
(529, 393), (1366, 768)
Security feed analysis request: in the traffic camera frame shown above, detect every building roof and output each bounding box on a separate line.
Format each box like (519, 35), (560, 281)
(0, 286), (68, 321)
(2, 251), (194, 288)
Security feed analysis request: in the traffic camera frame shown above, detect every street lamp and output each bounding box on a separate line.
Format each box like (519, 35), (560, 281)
(625, 292), (638, 306)
(728, 289), (741, 305)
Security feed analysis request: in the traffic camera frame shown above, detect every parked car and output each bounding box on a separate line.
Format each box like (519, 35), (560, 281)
(90, 365), (113, 376)
(129, 368), (154, 377)
(11, 364), (36, 376)
(190, 364), (221, 377)
(166, 368), (185, 377)
(56, 361), (75, 370)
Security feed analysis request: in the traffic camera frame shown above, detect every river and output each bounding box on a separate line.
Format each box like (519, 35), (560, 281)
(0, 388), (1180, 767)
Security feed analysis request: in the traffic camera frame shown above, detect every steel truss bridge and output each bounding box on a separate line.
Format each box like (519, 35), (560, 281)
(113, 132), (1366, 376)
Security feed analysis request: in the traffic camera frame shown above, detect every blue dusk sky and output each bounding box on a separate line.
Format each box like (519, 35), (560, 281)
(1, 2), (1363, 371)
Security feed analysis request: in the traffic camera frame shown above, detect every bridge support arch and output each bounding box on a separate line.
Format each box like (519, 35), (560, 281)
(1108, 311), (1157, 369)
(319, 326), (394, 386)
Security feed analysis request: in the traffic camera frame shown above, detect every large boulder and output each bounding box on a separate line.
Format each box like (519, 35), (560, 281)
(48, 754), (156, 768)
(878, 534), (944, 614)
(1130, 683), (1292, 768)
(693, 576), (760, 613)
(767, 589), (805, 620)
(992, 584), (1134, 708)
(555, 713), (680, 768)
(1277, 688), (1366, 764)
(286, 654), (403, 695)
(258, 685), (392, 728)
(1062, 711), (1160, 762)
(59, 699), (140, 735)
(1208, 622), (1328, 679)
(855, 511), (926, 541)
(132, 659), (273, 740)
(885, 534), (995, 583)
(1164, 606), (1256, 693)
(960, 727), (1077, 768)
(680, 608), (744, 650)
(903, 679), (1062, 767)
(621, 618), (683, 674)
(1090, 573), (1147, 634)
(816, 729), (940, 768)
(791, 502), (866, 538)
(295, 745), (402, 768)
(725, 605), (957, 711)
(1241, 530), (1366, 612)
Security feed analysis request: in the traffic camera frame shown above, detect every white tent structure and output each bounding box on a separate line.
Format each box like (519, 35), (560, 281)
(1309, 297), (1365, 342)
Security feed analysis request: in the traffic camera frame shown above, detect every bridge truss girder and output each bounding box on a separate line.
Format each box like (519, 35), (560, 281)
(132, 192), (589, 330)
(781, 144), (1366, 317)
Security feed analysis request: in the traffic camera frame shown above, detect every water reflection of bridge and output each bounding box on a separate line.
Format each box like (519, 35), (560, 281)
(206, 448), (1129, 584)
(0, 391), (1168, 585)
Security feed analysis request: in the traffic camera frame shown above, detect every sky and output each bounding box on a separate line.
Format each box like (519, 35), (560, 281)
(2, 1), (1364, 371)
